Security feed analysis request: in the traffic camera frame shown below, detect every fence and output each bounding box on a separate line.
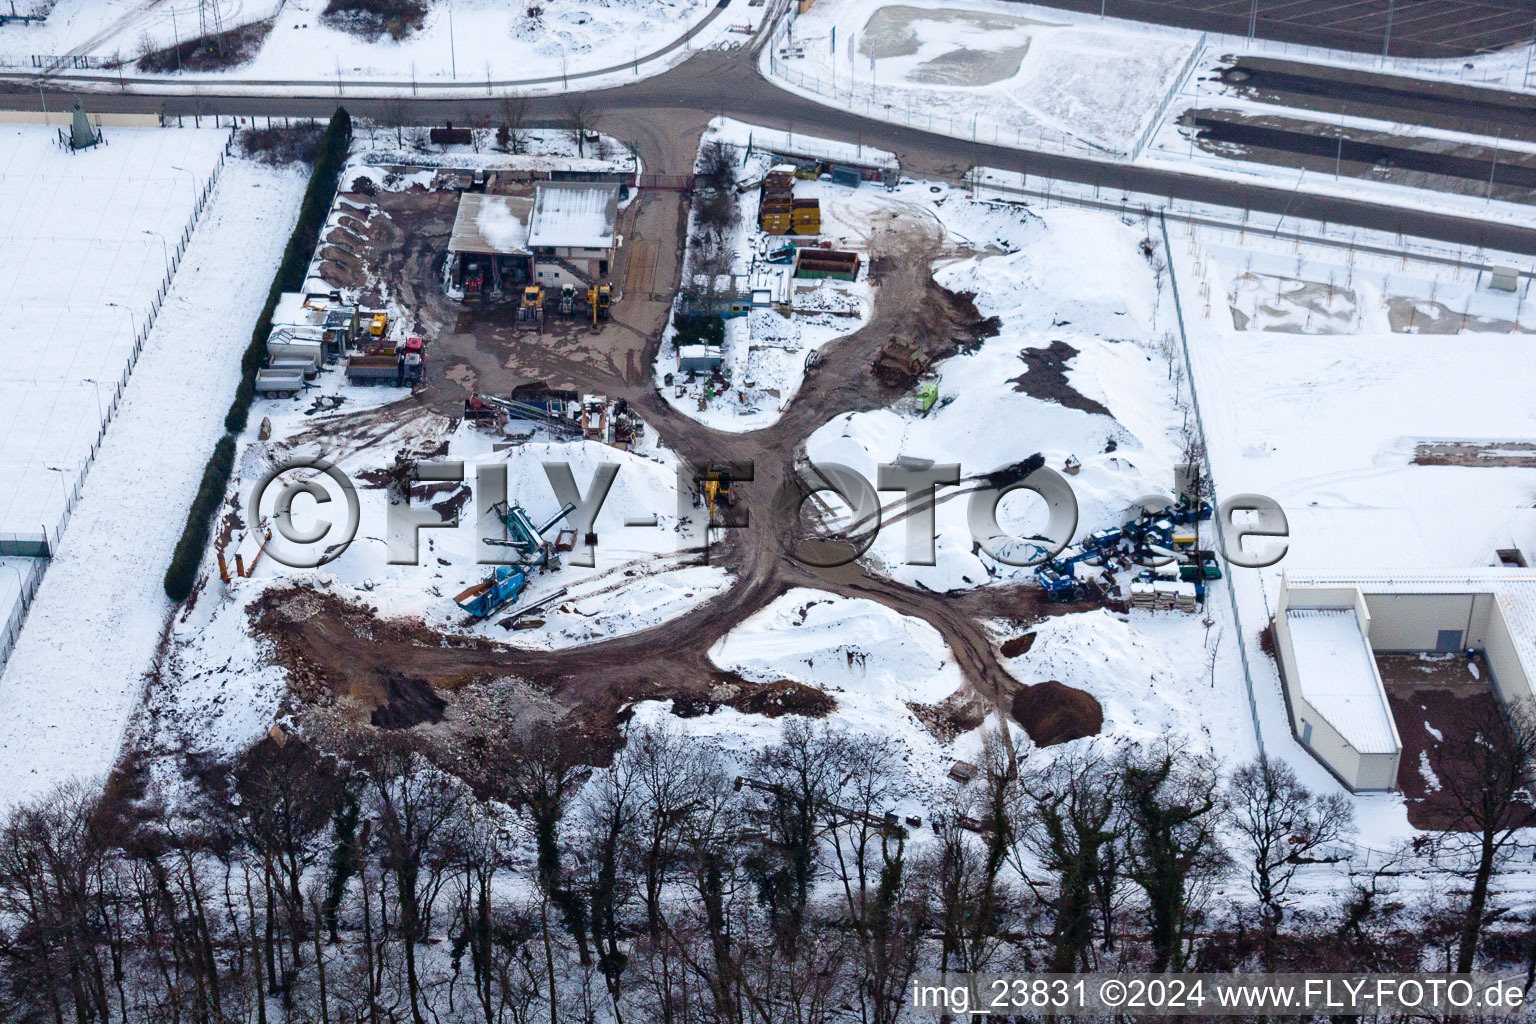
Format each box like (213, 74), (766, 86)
(1131, 33), (1207, 163)
(0, 558), (47, 674)
(0, 126), (233, 679)
(1158, 208), (1264, 757)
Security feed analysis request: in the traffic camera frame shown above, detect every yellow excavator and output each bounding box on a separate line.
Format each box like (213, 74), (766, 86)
(699, 464), (733, 522)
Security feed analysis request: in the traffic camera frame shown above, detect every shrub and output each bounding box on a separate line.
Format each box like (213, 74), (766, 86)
(162, 435), (237, 602)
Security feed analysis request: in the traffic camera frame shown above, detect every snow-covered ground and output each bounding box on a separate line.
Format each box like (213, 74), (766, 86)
(763, 0), (1197, 156)
(0, 0), (767, 94)
(810, 200), (1185, 592)
(0, 149), (307, 813)
(0, 125), (230, 541)
(227, 395), (732, 651)
(1164, 200), (1536, 838)
(625, 587), (997, 818)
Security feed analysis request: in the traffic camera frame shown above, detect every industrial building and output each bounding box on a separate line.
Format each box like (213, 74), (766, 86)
(1275, 569), (1536, 791)
(446, 193), (536, 300)
(446, 183), (620, 299)
(528, 182), (620, 290)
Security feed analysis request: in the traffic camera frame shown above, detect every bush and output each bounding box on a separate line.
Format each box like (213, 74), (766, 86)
(321, 0), (426, 38)
(135, 20), (272, 73)
(164, 107), (352, 603)
(162, 435), (237, 602)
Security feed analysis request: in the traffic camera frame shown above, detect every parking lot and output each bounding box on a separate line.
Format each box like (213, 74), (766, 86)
(1027, 0), (1535, 58)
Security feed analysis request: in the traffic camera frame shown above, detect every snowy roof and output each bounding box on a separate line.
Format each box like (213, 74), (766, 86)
(1284, 608), (1399, 755)
(450, 193), (534, 255)
(1285, 569), (1536, 692)
(527, 183), (619, 250)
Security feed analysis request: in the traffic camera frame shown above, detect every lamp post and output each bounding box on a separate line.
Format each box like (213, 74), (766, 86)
(82, 378), (102, 423)
(143, 228), (169, 277)
(105, 301), (138, 339)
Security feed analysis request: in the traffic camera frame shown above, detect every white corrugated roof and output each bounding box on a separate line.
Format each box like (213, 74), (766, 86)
(1285, 570), (1536, 691)
(527, 183), (618, 250)
(449, 193), (534, 255)
(1285, 608), (1399, 755)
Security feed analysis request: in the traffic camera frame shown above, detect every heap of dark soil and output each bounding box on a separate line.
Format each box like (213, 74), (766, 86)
(1009, 340), (1111, 416)
(672, 679), (835, 720)
(1010, 680), (1104, 746)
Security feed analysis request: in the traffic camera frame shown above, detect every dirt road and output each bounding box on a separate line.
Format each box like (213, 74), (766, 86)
(265, 159), (1111, 757)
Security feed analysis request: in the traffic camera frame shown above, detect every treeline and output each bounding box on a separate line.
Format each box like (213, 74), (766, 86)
(1, 712), (1534, 1023)
(162, 108), (353, 603)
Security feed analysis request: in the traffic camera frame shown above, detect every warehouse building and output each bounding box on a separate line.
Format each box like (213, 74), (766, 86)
(1275, 569), (1536, 791)
(528, 182), (620, 290)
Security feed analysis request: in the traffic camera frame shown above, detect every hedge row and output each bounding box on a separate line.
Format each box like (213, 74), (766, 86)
(163, 107), (353, 603)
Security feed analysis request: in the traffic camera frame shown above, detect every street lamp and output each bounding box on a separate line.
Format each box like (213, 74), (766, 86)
(143, 228), (169, 276)
(43, 465), (69, 506)
(82, 378), (102, 423)
(105, 301), (138, 339)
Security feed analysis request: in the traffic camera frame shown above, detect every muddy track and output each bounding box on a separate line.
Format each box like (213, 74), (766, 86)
(260, 132), (1105, 755)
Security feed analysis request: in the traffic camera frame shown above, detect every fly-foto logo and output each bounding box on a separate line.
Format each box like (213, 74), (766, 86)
(245, 457), (1290, 571)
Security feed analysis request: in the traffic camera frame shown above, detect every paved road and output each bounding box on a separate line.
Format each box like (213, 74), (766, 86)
(1024, 0), (1536, 59)
(13, 46), (1536, 254)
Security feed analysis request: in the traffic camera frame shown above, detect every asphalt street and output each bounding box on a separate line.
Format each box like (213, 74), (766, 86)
(9, 44), (1536, 255)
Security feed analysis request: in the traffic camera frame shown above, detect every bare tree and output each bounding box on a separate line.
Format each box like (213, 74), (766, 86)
(1009, 747), (1121, 973)
(499, 94), (532, 154)
(1117, 741), (1229, 971)
(563, 95), (600, 157)
(697, 139), (736, 191)
(1438, 700), (1536, 972)
(1225, 755), (1354, 967)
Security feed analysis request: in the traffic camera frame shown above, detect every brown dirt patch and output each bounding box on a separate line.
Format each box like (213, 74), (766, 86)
(1377, 652), (1528, 831)
(1010, 679), (1104, 746)
(999, 632), (1036, 658)
(1413, 441), (1536, 468)
(1009, 340), (1111, 416)
(671, 676), (836, 719)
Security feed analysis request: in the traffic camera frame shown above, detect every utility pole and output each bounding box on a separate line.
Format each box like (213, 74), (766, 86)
(448, 1), (456, 79)
(1382, 0), (1394, 62)
(1248, 0), (1258, 43)
(1487, 129), (1501, 202)
(1334, 102), (1344, 179)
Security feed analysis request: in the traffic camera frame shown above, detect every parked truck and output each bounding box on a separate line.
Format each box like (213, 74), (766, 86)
(345, 337), (425, 387)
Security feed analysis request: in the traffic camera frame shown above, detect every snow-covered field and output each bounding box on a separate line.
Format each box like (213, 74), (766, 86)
(0, 0), (765, 92)
(1165, 206), (1536, 837)
(764, 0), (1196, 156)
(0, 125), (229, 542)
(0, 146), (307, 812)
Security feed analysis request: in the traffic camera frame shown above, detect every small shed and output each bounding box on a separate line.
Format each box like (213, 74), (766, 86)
(947, 760), (979, 784)
(677, 344), (724, 373)
(1487, 265), (1520, 292)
